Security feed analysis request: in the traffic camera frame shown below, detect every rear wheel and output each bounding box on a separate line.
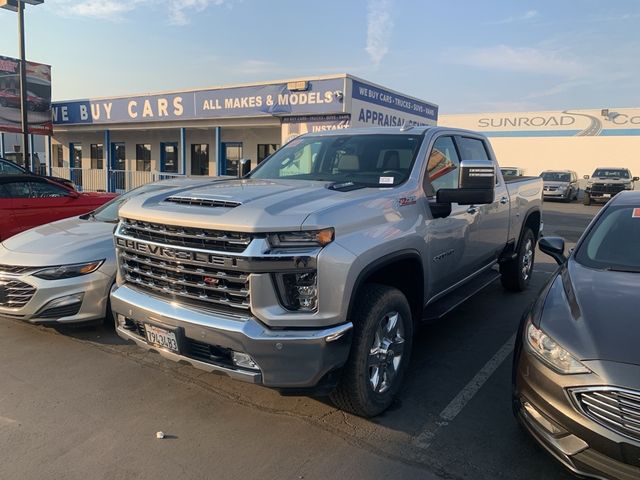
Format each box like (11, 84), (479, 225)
(330, 284), (413, 417)
(500, 228), (536, 292)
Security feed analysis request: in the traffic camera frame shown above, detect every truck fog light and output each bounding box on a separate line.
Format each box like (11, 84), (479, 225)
(275, 272), (318, 312)
(523, 401), (565, 436)
(231, 351), (259, 370)
(116, 314), (127, 328)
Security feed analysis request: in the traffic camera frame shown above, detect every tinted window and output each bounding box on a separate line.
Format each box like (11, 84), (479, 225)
(28, 181), (69, 198)
(0, 160), (24, 174)
(427, 136), (460, 192)
(575, 206), (640, 272)
(250, 134), (420, 187)
(457, 137), (489, 161)
(541, 172), (571, 182)
(592, 169), (630, 179)
(2, 181), (31, 198)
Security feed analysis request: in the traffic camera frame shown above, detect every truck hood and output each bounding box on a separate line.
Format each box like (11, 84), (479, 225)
(539, 260), (639, 366)
(0, 216), (116, 266)
(118, 178), (384, 232)
(588, 177), (631, 184)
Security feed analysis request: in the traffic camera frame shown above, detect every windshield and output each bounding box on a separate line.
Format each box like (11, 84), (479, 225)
(0, 159), (25, 174)
(92, 182), (179, 222)
(248, 134), (421, 187)
(541, 172), (570, 182)
(501, 169), (518, 176)
(575, 205), (640, 272)
(592, 169), (629, 179)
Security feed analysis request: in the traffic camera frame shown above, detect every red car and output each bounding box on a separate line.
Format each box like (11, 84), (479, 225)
(0, 175), (117, 241)
(0, 88), (48, 111)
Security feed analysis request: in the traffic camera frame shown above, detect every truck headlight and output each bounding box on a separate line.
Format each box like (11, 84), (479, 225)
(268, 228), (334, 248)
(525, 321), (590, 374)
(624, 182), (633, 190)
(33, 260), (104, 280)
(274, 271), (318, 312)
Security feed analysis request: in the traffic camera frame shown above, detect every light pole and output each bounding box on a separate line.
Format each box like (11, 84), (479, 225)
(0, 0), (44, 171)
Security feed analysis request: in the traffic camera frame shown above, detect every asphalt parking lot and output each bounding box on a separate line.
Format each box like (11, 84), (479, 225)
(0, 200), (602, 480)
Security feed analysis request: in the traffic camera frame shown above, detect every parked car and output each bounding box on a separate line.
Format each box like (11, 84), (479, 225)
(583, 167), (638, 205)
(540, 170), (579, 202)
(0, 177), (220, 325)
(0, 157), (76, 190)
(0, 175), (116, 241)
(0, 88), (48, 111)
(513, 191), (640, 480)
(501, 167), (525, 177)
(110, 126), (543, 417)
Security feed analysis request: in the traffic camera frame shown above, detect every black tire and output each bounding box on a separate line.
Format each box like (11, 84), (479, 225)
(583, 194), (591, 206)
(500, 228), (536, 292)
(563, 190), (571, 203)
(330, 284), (413, 417)
(573, 188), (579, 201)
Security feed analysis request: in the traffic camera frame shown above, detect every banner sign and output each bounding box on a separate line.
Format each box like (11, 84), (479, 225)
(351, 79), (438, 124)
(0, 54), (52, 135)
(52, 78), (345, 125)
(281, 114), (351, 143)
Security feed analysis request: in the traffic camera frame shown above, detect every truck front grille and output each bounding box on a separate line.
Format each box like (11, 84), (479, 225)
(590, 183), (626, 195)
(0, 279), (36, 309)
(120, 218), (252, 253)
(573, 388), (640, 441)
(119, 250), (250, 314)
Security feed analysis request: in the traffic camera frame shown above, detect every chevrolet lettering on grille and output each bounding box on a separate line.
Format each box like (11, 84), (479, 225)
(116, 237), (230, 266)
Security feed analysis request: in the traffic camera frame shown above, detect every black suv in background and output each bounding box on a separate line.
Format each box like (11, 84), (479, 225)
(0, 157), (76, 190)
(583, 167), (638, 205)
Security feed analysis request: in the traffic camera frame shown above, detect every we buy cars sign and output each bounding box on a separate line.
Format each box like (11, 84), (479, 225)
(0, 54), (52, 135)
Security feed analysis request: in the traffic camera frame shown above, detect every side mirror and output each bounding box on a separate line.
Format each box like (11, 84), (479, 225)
(436, 160), (495, 206)
(583, 175), (590, 180)
(238, 159), (251, 178)
(539, 236), (566, 265)
(633, 176), (639, 182)
(67, 190), (80, 198)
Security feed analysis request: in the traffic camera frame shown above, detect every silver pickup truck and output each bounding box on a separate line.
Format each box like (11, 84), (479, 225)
(111, 126), (543, 417)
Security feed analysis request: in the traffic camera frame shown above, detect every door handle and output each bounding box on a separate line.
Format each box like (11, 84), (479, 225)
(467, 206), (479, 214)
(500, 196), (508, 204)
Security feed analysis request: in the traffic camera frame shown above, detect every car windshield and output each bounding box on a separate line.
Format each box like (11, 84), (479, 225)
(592, 169), (629, 179)
(92, 182), (178, 222)
(0, 159), (25, 174)
(541, 172), (570, 182)
(574, 205), (640, 272)
(248, 134), (421, 187)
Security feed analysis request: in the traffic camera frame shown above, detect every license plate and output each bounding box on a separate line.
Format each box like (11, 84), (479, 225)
(602, 193), (611, 198)
(145, 324), (179, 353)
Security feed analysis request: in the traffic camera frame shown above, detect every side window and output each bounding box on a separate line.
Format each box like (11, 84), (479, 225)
(279, 142), (320, 176)
(426, 136), (460, 193)
(457, 137), (490, 161)
(3, 182), (31, 198)
(0, 184), (9, 197)
(28, 181), (69, 198)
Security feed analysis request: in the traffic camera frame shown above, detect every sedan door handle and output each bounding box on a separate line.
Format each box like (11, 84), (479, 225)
(467, 206), (479, 214)
(500, 196), (508, 204)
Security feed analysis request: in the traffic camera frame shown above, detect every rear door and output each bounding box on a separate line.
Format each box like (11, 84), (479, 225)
(455, 135), (510, 271)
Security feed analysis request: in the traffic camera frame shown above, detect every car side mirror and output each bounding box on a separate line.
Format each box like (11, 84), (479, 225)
(238, 159), (251, 178)
(583, 175), (590, 180)
(436, 160), (495, 206)
(633, 176), (639, 182)
(539, 236), (566, 265)
(67, 190), (80, 198)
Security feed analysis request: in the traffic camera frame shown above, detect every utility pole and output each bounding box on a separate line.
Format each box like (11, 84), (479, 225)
(17, 0), (30, 170)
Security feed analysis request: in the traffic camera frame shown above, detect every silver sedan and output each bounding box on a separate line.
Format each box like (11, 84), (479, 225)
(0, 177), (217, 325)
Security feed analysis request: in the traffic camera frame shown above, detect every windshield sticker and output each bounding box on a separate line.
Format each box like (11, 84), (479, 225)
(379, 176), (394, 185)
(633, 208), (640, 218)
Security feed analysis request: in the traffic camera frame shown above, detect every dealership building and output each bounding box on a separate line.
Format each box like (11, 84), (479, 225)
(40, 74), (437, 191)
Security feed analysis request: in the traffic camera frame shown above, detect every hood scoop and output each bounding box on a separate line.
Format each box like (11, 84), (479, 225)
(165, 196), (242, 208)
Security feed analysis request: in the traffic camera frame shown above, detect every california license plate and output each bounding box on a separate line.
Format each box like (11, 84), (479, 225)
(602, 193), (611, 198)
(145, 324), (179, 353)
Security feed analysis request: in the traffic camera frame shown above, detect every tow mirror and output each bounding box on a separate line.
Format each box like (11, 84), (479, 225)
(238, 159), (251, 178)
(583, 175), (590, 180)
(436, 160), (495, 206)
(633, 176), (639, 182)
(539, 236), (566, 265)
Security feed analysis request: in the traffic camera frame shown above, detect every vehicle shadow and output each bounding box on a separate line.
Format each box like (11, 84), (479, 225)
(54, 321), (128, 346)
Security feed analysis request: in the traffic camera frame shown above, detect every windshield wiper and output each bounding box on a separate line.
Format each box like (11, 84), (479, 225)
(604, 266), (640, 273)
(327, 181), (370, 192)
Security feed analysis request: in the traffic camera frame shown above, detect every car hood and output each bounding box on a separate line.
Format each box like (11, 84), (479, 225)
(0, 216), (116, 266)
(118, 178), (386, 232)
(538, 259), (640, 365)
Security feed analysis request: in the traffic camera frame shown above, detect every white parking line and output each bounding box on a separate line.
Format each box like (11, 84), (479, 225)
(413, 333), (517, 449)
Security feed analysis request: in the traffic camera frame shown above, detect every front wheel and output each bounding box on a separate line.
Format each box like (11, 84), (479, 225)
(330, 284), (413, 417)
(583, 194), (591, 206)
(500, 228), (536, 292)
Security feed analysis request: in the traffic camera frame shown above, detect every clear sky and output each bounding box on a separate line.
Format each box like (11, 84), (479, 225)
(0, 0), (638, 113)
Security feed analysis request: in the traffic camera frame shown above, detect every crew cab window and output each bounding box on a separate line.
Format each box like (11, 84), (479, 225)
(427, 136), (460, 193)
(457, 137), (490, 161)
(28, 181), (69, 198)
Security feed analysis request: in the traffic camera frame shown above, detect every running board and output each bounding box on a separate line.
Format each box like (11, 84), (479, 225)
(423, 269), (501, 322)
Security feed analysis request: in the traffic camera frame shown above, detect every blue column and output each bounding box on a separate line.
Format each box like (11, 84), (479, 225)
(0, 133), (4, 158)
(104, 130), (112, 192)
(180, 127), (187, 175)
(215, 126), (223, 176)
(45, 135), (52, 175)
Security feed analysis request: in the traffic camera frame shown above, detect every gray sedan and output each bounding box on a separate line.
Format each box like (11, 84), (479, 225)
(0, 177), (217, 325)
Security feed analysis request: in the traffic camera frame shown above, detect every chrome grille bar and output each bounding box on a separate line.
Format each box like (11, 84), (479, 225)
(0, 280), (36, 308)
(573, 387), (640, 441)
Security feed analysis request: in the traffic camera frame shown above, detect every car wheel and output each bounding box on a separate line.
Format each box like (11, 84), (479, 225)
(500, 228), (536, 292)
(583, 194), (591, 206)
(573, 188), (579, 201)
(330, 284), (413, 417)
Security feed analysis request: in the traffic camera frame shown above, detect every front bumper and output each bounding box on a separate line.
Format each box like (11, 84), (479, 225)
(543, 189), (568, 198)
(110, 285), (353, 389)
(0, 269), (113, 324)
(514, 349), (640, 480)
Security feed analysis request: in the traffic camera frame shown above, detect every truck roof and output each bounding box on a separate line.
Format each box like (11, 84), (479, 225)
(303, 126), (486, 137)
